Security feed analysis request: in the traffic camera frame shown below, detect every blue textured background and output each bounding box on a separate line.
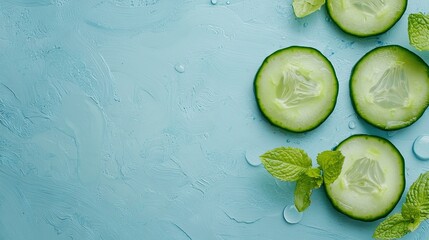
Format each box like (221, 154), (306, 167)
(0, 0), (428, 239)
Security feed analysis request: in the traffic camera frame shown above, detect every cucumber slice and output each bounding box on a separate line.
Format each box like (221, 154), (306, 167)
(350, 45), (429, 130)
(254, 46), (338, 132)
(327, 0), (407, 37)
(325, 135), (405, 221)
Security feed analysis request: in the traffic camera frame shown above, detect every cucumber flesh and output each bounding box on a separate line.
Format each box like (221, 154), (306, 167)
(254, 46), (338, 132)
(350, 45), (429, 130)
(325, 135), (405, 221)
(327, 0), (407, 37)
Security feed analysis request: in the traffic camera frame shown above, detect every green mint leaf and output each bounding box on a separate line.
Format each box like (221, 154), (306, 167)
(405, 172), (429, 218)
(305, 167), (323, 183)
(316, 150), (345, 185)
(407, 219), (422, 232)
(294, 168), (322, 212)
(292, 0), (326, 18)
(401, 203), (423, 231)
(402, 202), (421, 221)
(373, 213), (411, 240)
(408, 13), (429, 51)
(375, 172), (429, 239)
(260, 147), (312, 181)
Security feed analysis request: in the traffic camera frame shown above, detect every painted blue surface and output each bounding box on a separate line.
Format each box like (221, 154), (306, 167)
(0, 0), (428, 239)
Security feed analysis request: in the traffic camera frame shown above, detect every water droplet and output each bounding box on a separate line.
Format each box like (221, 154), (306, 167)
(275, 179), (295, 192)
(348, 121), (356, 129)
(211, 0), (217, 4)
(387, 131), (397, 137)
(413, 135), (429, 160)
(303, 23), (308, 27)
(283, 205), (303, 224)
(245, 149), (262, 166)
(174, 64), (185, 73)
(226, 0), (230, 4)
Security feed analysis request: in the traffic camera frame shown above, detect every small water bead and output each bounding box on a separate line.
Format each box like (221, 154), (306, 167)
(387, 131), (398, 137)
(174, 64), (185, 73)
(226, 1), (230, 4)
(283, 205), (303, 224)
(275, 179), (295, 192)
(245, 149), (263, 166)
(413, 135), (429, 160)
(348, 121), (356, 129)
(211, 0), (217, 5)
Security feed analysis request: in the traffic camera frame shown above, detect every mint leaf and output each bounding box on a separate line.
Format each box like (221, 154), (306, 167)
(260, 147), (312, 181)
(316, 150), (344, 185)
(305, 167), (323, 181)
(402, 202), (421, 221)
(405, 172), (429, 218)
(374, 172), (429, 239)
(407, 219), (422, 232)
(401, 203), (422, 231)
(294, 168), (322, 212)
(373, 213), (411, 240)
(292, 0), (326, 18)
(408, 13), (429, 51)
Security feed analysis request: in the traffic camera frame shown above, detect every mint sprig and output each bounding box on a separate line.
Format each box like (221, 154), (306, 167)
(294, 168), (323, 211)
(408, 13), (429, 51)
(260, 147), (344, 212)
(404, 172), (429, 217)
(260, 147), (312, 181)
(373, 213), (411, 240)
(374, 172), (429, 239)
(317, 150), (345, 185)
